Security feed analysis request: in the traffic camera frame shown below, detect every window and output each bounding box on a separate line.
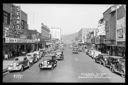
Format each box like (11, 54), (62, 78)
(3, 11), (10, 25)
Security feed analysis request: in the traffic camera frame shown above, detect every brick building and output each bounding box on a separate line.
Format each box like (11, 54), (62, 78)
(103, 5), (126, 57)
(41, 23), (51, 47)
(3, 4), (40, 59)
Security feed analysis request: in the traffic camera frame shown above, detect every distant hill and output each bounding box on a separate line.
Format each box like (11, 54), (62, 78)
(62, 32), (78, 44)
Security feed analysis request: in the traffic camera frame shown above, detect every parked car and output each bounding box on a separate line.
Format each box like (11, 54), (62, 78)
(39, 49), (45, 57)
(92, 50), (101, 59)
(108, 56), (125, 77)
(72, 48), (78, 54)
(33, 51), (41, 60)
(55, 50), (64, 60)
(78, 46), (83, 52)
(95, 54), (109, 66)
(45, 51), (56, 57)
(86, 49), (90, 55)
(26, 53), (37, 64)
(7, 56), (30, 72)
(87, 49), (95, 58)
(39, 56), (57, 70)
(104, 56), (116, 68)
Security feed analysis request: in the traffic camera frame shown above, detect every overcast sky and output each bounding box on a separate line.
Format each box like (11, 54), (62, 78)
(15, 4), (112, 35)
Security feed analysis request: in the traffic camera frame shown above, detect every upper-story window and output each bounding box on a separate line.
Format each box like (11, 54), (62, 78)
(3, 11), (10, 25)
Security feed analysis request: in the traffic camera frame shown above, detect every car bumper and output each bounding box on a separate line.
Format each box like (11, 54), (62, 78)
(8, 66), (21, 71)
(39, 65), (52, 69)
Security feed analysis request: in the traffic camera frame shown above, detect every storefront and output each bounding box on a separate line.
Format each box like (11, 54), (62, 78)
(3, 37), (40, 59)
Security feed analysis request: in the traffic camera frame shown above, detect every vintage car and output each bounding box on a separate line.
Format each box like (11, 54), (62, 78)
(55, 50), (64, 60)
(91, 50), (101, 59)
(26, 53), (38, 64)
(72, 47), (79, 54)
(78, 46), (83, 52)
(39, 49), (45, 57)
(94, 54), (109, 66)
(86, 49), (90, 55)
(33, 51), (41, 60)
(108, 56), (125, 77)
(87, 49), (95, 58)
(7, 56), (30, 72)
(39, 56), (57, 70)
(45, 51), (56, 57)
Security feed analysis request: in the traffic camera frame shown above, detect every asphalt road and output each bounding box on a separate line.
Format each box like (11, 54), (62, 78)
(3, 46), (125, 83)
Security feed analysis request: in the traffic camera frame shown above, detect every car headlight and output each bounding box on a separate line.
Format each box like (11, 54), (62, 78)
(104, 58), (107, 61)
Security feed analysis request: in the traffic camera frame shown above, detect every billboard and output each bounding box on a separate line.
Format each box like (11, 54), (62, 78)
(116, 16), (126, 41)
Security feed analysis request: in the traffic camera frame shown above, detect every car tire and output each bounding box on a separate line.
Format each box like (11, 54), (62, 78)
(102, 61), (106, 66)
(95, 59), (98, 63)
(110, 65), (114, 73)
(99, 61), (102, 65)
(28, 62), (30, 68)
(20, 65), (24, 72)
(121, 72), (125, 78)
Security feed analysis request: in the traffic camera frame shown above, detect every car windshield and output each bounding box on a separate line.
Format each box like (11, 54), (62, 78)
(14, 56), (24, 61)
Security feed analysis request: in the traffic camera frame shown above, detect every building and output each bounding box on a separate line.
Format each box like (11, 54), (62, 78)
(103, 5), (126, 57)
(50, 27), (61, 40)
(94, 18), (107, 52)
(77, 28), (95, 43)
(41, 23), (51, 47)
(86, 29), (95, 43)
(3, 4), (40, 59)
(103, 5), (116, 46)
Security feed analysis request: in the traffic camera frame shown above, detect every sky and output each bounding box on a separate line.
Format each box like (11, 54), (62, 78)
(15, 4), (112, 35)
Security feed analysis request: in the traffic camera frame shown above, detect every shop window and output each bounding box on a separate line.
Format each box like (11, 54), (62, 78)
(3, 11), (10, 25)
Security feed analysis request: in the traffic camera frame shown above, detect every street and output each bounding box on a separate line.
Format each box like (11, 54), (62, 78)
(3, 46), (125, 83)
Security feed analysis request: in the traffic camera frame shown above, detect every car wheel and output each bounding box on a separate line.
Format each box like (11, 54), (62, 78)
(20, 66), (24, 72)
(95, 59), (98, 63)
(28, 62), (30, 68)
(121, 72), (125, 78)
(110, 65), (114, 73)
(102, 61), (106, 66)
(100, 61), (103, 65)
(39, 64), (42, 68)
(120, 68), (125, 77)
